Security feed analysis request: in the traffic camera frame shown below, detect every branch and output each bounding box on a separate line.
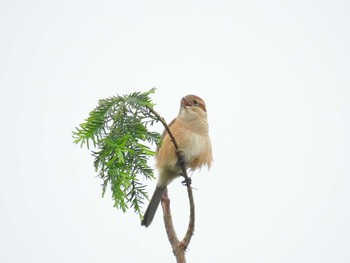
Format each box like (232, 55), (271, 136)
(146, 106), (190, 183)
(73, 89), (162, 217)
(74, 89), (196, 262)
(146, 105), (195, 262)
(146, 106), (179, 150)
(161, 189), (179, 251)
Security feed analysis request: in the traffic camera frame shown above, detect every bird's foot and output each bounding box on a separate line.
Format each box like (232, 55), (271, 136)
(181, 176), (192, 186)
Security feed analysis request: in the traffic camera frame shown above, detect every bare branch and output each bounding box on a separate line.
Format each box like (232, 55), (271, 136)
(146, 105), (196, 262)
(146, 106), (179, 150)
(161, 190), (180, 249)
(181, 185), (195, 250)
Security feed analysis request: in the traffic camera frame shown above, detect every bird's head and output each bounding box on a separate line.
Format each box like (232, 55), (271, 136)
(179, 95), (207, 120)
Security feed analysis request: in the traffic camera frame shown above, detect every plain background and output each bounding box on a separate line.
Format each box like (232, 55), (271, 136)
(1, 0), (349, 262)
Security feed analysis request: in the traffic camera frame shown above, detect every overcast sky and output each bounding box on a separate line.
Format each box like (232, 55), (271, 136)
(1, 0), (349, 262)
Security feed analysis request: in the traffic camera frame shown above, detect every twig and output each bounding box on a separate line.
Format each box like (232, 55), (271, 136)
(146, 106), (179, 150)
(146, 105), (195, 262)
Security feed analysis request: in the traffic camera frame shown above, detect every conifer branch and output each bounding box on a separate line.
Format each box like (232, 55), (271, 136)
(74, 89), (197, 262)
(73, 88), (161, 216)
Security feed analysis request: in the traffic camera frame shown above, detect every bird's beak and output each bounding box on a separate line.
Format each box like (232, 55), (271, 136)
(181, 97), (193, 108)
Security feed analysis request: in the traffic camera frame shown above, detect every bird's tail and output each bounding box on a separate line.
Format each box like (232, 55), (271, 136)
(141, 185), (167, 227)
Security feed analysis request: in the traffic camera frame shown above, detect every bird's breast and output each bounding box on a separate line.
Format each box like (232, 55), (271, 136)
(181, 132), (211, 169)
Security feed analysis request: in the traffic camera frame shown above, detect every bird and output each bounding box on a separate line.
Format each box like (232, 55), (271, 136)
(141, 94), (213, 227)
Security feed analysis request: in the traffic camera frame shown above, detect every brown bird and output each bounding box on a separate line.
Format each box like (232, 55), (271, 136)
(141, 94), (213, 227)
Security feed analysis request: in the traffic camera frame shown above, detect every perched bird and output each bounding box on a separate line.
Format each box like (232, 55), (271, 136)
(141, 94), (213, 227)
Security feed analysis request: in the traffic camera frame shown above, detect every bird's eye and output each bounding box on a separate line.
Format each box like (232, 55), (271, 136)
(192, 99), (199, 106)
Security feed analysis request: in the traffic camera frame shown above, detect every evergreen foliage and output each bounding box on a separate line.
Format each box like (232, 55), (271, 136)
(73, 88), (162, 217)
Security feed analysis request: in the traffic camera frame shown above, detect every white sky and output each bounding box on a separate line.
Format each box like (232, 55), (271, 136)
(1, 0), (349, 262)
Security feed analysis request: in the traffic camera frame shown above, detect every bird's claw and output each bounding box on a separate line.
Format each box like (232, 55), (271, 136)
(181, 177), (192, 186)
